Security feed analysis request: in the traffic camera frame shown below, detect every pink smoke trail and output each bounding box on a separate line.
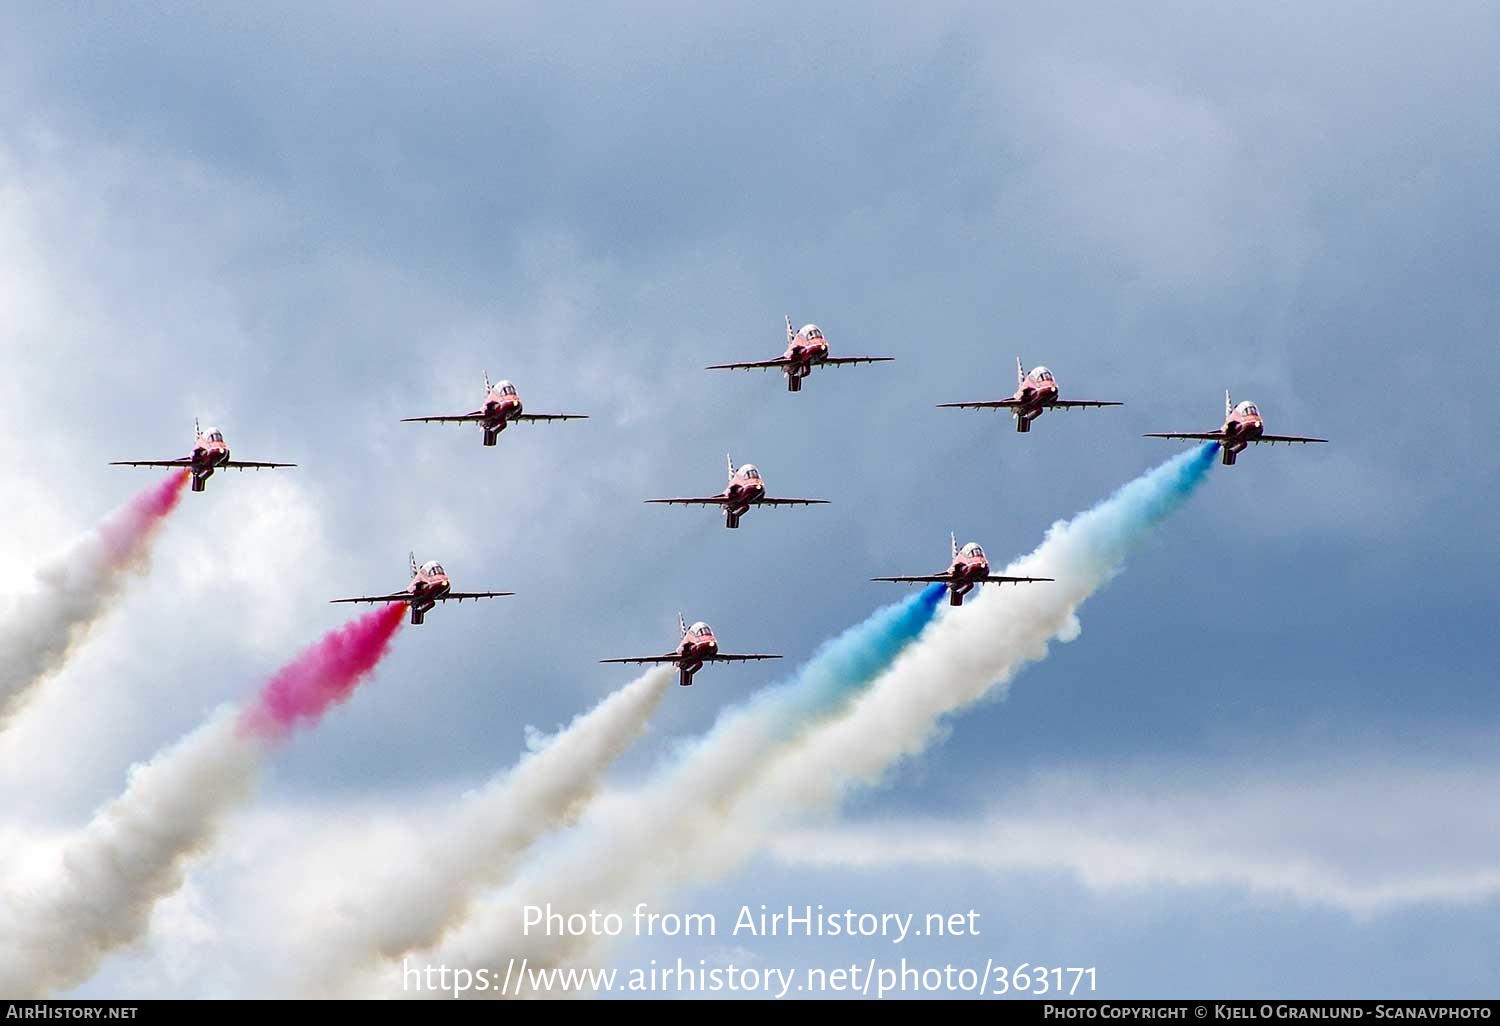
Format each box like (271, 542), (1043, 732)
(99, 470), (191, 566)
(0, 592), (410, 995)
(238, 603), (407, 742)
(1, 471), (192, 729)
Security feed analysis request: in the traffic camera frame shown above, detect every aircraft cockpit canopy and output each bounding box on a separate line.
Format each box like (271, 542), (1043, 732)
(1236, 402), (1259, 417)
(1031, 367), (1054, 382)
(495, 381), (518, 397)
(690, 622), (713, 637)
(799, 325), (823, 340)
(422, 561), (445, 576)
(961, 542), (985, 558)
(204, 428), (225, 443)
(740, 465), (761, 480)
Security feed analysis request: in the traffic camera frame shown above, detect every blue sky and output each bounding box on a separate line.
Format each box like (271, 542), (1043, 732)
(1, 1), (1496, 999)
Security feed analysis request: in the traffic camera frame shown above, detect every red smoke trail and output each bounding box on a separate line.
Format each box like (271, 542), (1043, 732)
(98, 471), (191, 566)
(237, 603), (406, 742)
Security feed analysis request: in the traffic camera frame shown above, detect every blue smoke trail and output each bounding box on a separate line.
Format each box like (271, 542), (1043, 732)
(692, 583), (947, 749)
(1059, 442), (1220, 570)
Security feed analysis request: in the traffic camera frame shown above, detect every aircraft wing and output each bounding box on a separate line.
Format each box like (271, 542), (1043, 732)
(703, 653), (783, 662)
(400, 411), (486, 424)
(1142, 431), (1227, 441)
(981, 574), (1054, 584)
(935, 399), (1022, 409)
(822, 356), (895, 367)
(434, 591), (516, 601)
(110, 458), (192, 468)
(510, 413), (590, 423)
(1248, 434), (1328, 444)
(1049, 400), (1124, 409)
(599, 653), (682, 665)
(223, 460), (297, 470)
(330, 592), (412, 605)
(645, 496), (731, 506)
(706, 358), (792, 371)
(871, 574), (954, 584)
(755, 497), (830, 507)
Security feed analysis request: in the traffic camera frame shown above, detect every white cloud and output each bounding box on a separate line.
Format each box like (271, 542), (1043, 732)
(770, 757), (1500, 917)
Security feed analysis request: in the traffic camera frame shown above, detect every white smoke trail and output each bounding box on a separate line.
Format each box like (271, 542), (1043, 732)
(0, 709), (263, 997)
(419, 446), (1217, 983)
(0, 605), (405, 997)
(307, 668), (672, 995)
(0, 474), (188, 730)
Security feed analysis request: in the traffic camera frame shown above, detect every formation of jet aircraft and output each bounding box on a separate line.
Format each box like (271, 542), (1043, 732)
(109, 332), (1325, 665)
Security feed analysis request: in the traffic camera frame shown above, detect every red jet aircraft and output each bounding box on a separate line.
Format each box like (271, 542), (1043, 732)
(646, 455), (829, 529)
(330, 552), (514, 625)
(937, 358), (1124, 432)
(707, 315), (893, 392)
(1145, 390), (1328, 466)
(402, 373), (588, 446)
(111, 420), (296, 492)
(873, 533), (1053, 606)
(600, 613), (782, 686)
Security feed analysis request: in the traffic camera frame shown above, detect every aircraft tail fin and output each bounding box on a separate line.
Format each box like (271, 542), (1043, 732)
(484, 370), (492, 393)
(785, 314), (794, 343)
(409, 550), (419, 577)
(194, 416), (201, 438)
(1017, 356), (1025, 387)
(726, 452), (735, 478)
(678, 612), (688, 637)
(1225, 389), (1233, 418)
(951, 531), (959, 560)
